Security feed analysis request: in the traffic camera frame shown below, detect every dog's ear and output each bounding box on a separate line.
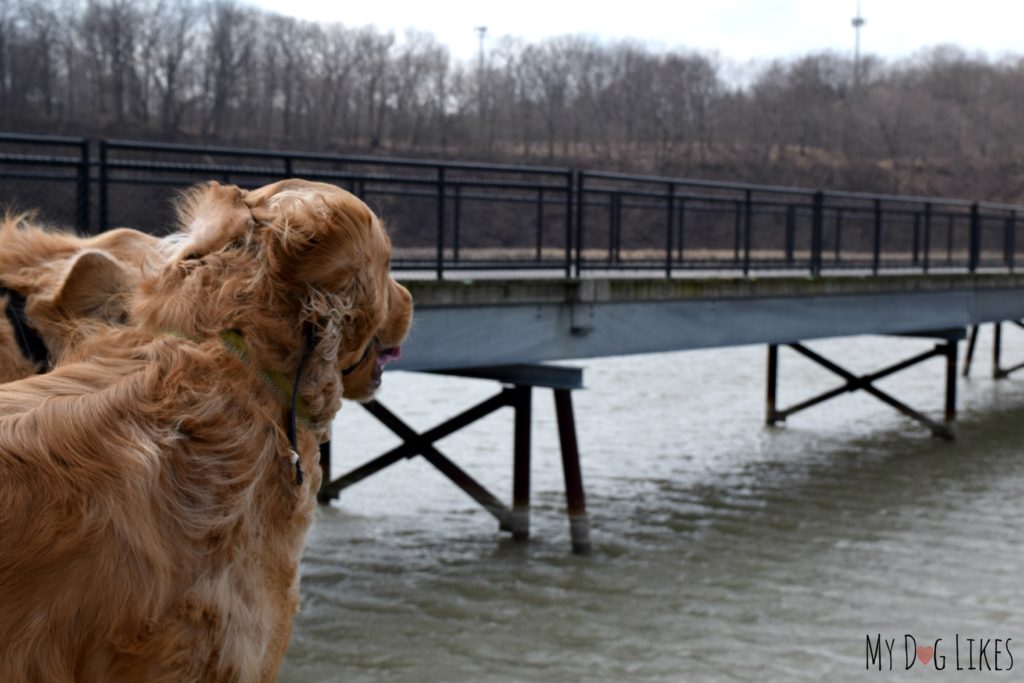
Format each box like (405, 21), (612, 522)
(52, 250), (130, 322)
(173, 182), (252, 260)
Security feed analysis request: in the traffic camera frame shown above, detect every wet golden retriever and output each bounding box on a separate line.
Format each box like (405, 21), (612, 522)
(0, 216), (166, 381)
(0, 180), (413, 682)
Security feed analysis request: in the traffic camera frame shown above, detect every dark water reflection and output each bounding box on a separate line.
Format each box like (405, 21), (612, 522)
(281, 332), (1024, 682)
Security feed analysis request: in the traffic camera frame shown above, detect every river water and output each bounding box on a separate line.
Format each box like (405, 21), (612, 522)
(280, 329), (1024, 682)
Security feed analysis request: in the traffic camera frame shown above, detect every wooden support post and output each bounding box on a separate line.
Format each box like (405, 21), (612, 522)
(316, 441), (332, 504)
(766, 344), (779, 425)
(510, 385), (532, 541)
(554, 389), (591, 555)
(945, 339), (957, 424)
(990, 320), (1024, 379)
(962, 324), (979, 378)
(994, 322), (1005, 379)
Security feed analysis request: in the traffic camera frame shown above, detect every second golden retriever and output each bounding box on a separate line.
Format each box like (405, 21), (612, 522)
(0, 216), (166, 381)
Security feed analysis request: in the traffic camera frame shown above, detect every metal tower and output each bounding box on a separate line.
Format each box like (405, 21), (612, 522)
(852, 1), (866, 81)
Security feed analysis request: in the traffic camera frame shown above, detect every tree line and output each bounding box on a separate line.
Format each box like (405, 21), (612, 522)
(2, 0), (1023, 202)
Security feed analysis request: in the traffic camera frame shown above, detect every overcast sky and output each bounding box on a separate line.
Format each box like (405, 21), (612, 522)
(251, 0), (1024, 65)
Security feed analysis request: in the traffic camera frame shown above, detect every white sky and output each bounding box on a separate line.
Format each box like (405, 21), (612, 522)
(251, 0), (1024, 65)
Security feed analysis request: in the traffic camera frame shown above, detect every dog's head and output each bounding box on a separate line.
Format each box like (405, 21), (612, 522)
(149, 180), (412, 405)
(0, 217), (163, 381)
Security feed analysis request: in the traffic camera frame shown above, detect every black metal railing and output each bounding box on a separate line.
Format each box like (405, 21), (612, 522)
(575, 171), (1024, 277)
(0, 132), (91, 231)
(2, 133), (1023, 279)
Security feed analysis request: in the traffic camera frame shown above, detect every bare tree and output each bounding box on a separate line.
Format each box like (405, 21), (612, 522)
(3, 0), (1024, 203)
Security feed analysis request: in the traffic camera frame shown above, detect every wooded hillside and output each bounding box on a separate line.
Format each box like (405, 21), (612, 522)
(3, 0), (1022, 201)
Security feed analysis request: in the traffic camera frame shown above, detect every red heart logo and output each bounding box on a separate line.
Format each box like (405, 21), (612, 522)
(917, 645), (934, 666)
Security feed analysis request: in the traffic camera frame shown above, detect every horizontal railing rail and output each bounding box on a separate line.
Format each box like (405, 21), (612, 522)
(2, 133), (1023, 280)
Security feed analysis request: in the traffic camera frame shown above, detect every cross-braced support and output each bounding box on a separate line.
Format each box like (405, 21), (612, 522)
(318, 365), (591, 554)
(963, 321), (1024, 379)
(766, 331), (961, 440)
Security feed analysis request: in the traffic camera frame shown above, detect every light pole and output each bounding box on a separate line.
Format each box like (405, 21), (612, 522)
(475, 26), (487, 148)
(852, 1), (866, 84)
(475, 25), (487, 73)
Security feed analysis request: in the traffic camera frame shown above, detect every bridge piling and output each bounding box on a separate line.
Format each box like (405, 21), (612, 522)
(318, 365), (590, 554)
(511, 384), (532, 542)
(765, 344), (779, 426)
(765, 330), (962, 440)
(963, 322), (1024, 380)
(992, 321), (1024, 379)
(963, 325), (980, 377)
(554, 388), (590, 555)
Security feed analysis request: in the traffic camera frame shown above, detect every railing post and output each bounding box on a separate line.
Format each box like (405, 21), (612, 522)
(834, 207), (843, 263)
(811, 191), (824, 276)
(1006, 210), (1016, 272)
(535, 187), (544, 262)
(436, 166), (445, 280)
(677, 197), (686, 263)
(608, 193), (622, 264)
(923, 202), (932, 274)
(453, 184), (461, 263)
(574, 171), (584, 277)
(947, 214), (955, 266)
(616, 193), (624, 263)
(665, 182), (675, 277)
(76, 139), (90, 233)
(283, 156), (293, 178)
(742, 188), (752, 275)
(785, 204), (796, 264)
(606, 193), (614, 263)
(98, 140), (109, 232)
(564, 170), (574, 278)
(969, 202), (980, 273)
(732, 199), (742, 263)
(912, 212), (921, 265)
(872, 198), (882, 275)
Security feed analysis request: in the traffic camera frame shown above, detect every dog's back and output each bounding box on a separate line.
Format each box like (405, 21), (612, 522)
(0, 331), (301, 682)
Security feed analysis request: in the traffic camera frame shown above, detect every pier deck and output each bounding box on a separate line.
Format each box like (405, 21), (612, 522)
(396, 272), (1024, 370)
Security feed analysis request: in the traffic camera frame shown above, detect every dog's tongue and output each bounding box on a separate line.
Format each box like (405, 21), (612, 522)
(377, 346), (402, 366)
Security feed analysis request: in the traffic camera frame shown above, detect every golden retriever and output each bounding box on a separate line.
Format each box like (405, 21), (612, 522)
(0, 180), (413, 682)
(0, 216), (166, 382)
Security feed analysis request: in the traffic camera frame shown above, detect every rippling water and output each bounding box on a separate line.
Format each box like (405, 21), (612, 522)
(280, 329), (1024, 682)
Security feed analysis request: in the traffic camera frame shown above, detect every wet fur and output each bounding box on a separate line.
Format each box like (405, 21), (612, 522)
(0, 181), (413, 682)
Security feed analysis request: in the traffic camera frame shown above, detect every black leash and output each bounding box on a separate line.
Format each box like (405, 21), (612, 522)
(286, 326), (318, 486)
(0, 284), (48, 370)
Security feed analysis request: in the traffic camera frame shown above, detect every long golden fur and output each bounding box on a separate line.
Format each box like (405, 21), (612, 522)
(0, 216), (167, 381)
(0, 180), (413, 682)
